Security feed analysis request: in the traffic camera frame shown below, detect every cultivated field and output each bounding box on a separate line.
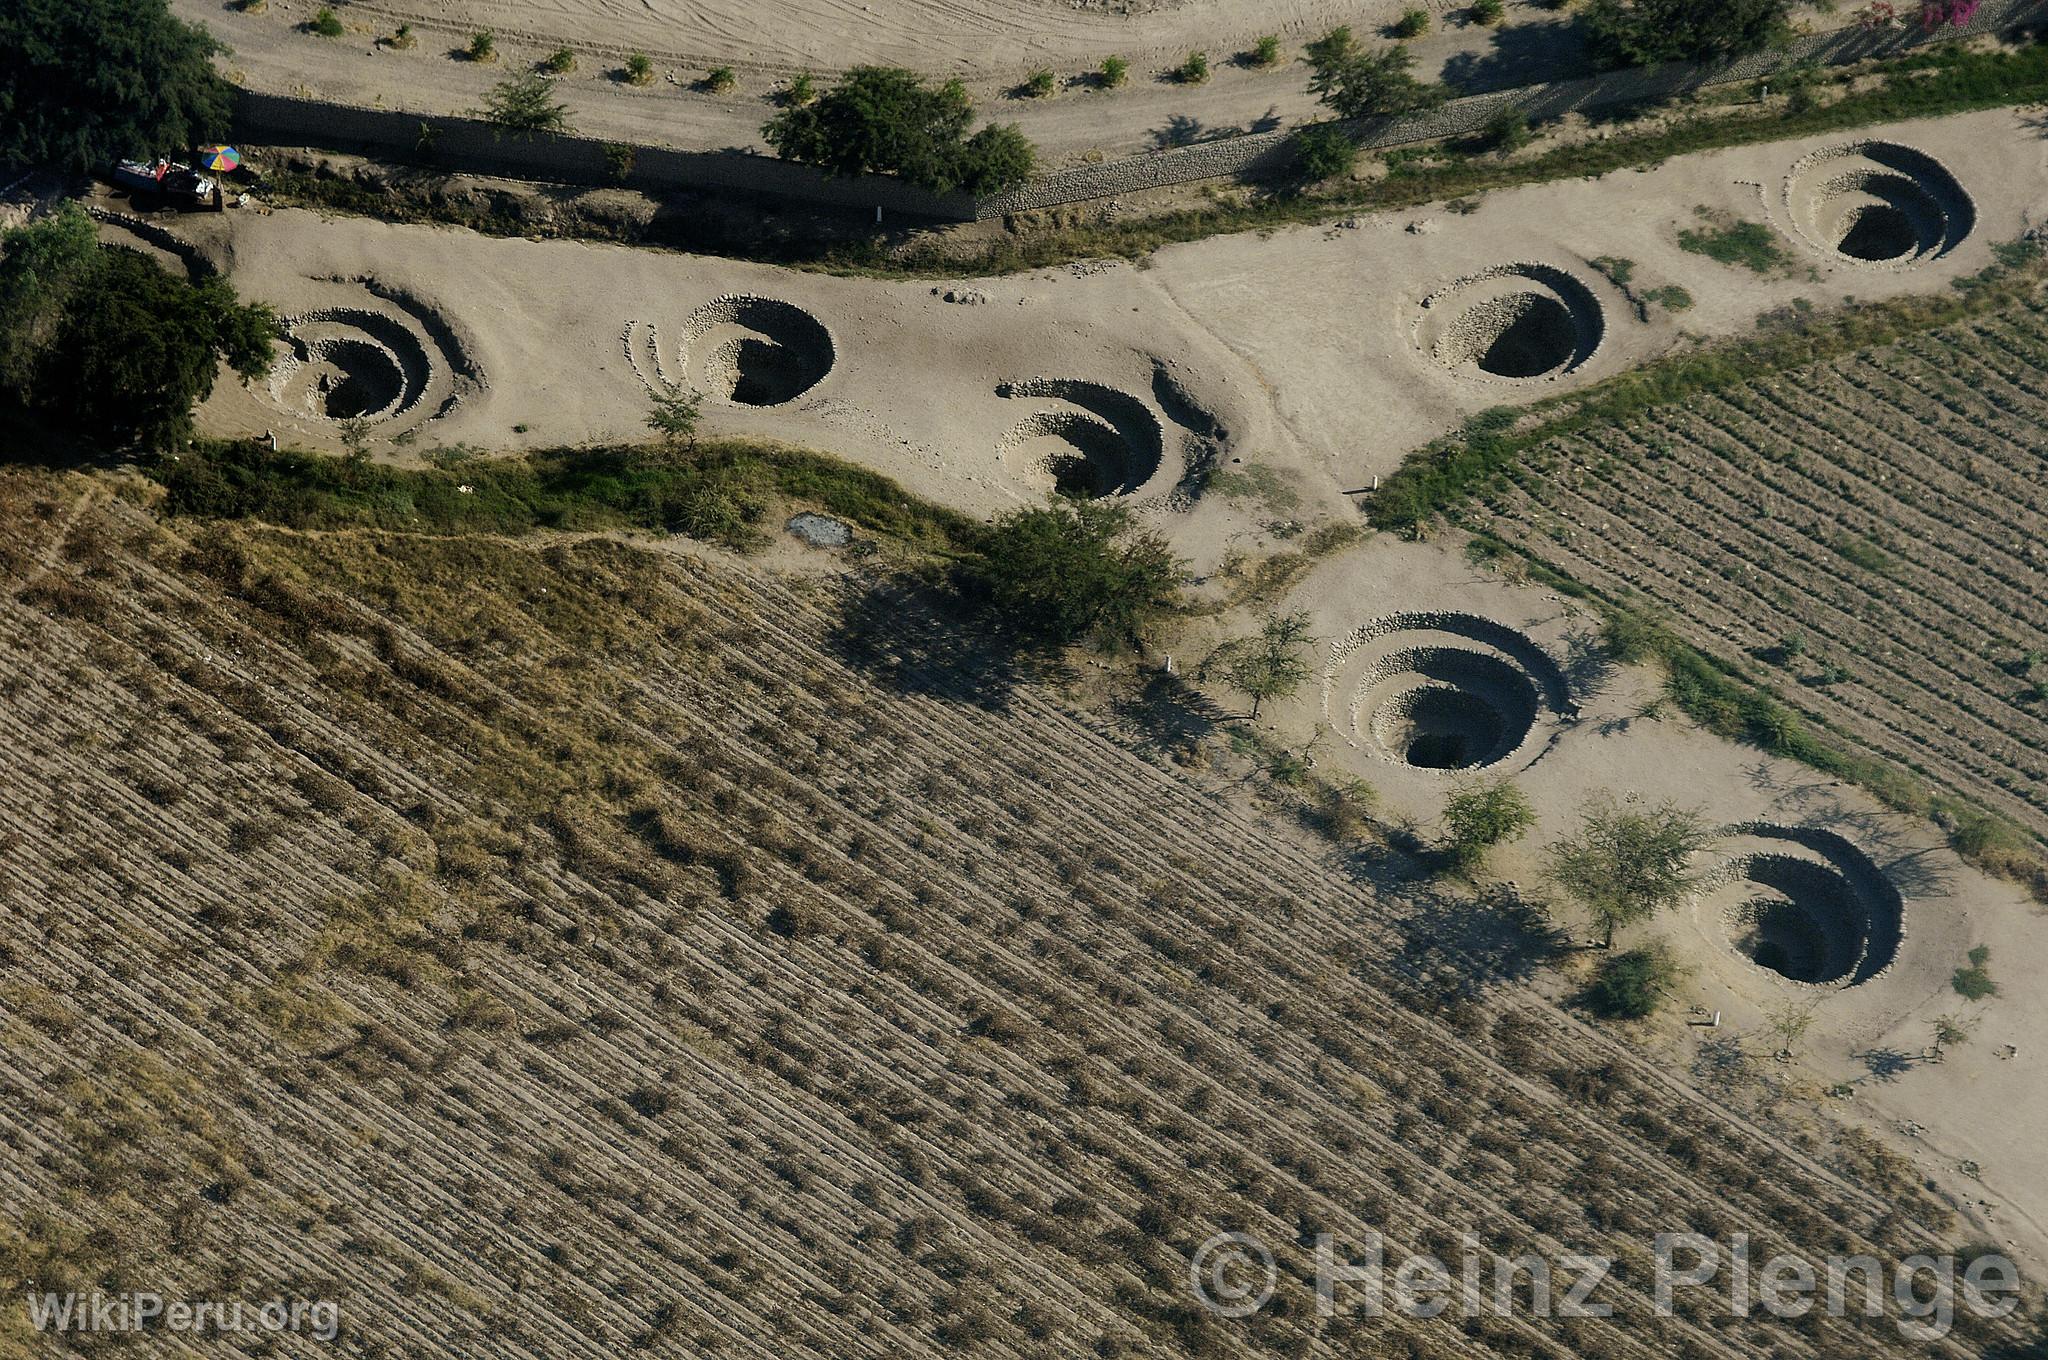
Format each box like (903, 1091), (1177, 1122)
(0, 468), (2022, 1359)
(1484, 292), (2048, 853)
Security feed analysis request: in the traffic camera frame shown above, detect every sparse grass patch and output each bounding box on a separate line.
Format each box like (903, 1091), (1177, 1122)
(1677, 207), (1789, 273)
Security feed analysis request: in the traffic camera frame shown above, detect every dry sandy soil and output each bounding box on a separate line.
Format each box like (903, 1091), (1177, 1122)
(110, 101), (2048, 1276)
(173, 0), (1591, 163)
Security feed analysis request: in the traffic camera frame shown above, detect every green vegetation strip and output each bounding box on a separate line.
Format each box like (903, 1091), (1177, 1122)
(153, 439), (980, 555)
(261, 37), (2048, 278)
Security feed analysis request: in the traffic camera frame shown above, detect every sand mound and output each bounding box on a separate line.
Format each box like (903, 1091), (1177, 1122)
(997, 379), (1165, 499)
(1417, 264), (1604, 382)
(680, 295), (835, 407)
(1697, 824), (1905, 988)
(1784, 142), (1974, 269)
(1324, 613), (1572, 772)
(268, 308), (433, 423)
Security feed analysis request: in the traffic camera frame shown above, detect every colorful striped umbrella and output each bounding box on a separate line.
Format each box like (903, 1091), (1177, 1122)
(198, 145), (241, 173)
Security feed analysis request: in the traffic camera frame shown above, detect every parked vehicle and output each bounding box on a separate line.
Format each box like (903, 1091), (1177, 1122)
(111, 157), (220, 209)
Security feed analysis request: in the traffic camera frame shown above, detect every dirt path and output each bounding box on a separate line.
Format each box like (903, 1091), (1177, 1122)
(186, 0), (1592, 162)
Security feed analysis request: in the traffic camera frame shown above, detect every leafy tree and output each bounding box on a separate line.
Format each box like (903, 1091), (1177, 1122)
(1292, 123), (1359, 182)
(967, 500), (1182, 646)
(762, 66), (1035, 195)
(1586, 945), (1683, 1019)
(646, 391), (702, 451)
(1582, 0), (1793, 68)
(1304, 27), (1443, 120)
(1441, 777), (1537, 869)
(1211, 610), (1315, 719)
(0, 0), (232, 172)
(0, 202), (97, 397)
(1546, 795), (1709, 946)
(0, 209), (278, 451)
(481, 72), (573, 138)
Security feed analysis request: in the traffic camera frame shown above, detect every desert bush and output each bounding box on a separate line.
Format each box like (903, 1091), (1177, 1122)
(1472, 0), (1506, 23)
(1585, 945), (1683, 1018)
(540, 46), (575, 74)
(1174, 51), (1210, 83)
(1485, 104), (1533, 153)
(1292, 123), (1359, 181)
(1441, 778), (1536, 869)
(481, 72), (571, 137)
(964, 500), (1182, 647)
(1023, 67), (1055, 97)
(1098, 55), (1129, 87)
(703, 65), (736, 93)
(1951, 945), (1997, 1000)
(309, 7), (343, 36)
(1393, 7), (1430, 37)
(466, 29), (497, 62)
(623, 52), (653, 85)
(1250, 35), (1283, 66)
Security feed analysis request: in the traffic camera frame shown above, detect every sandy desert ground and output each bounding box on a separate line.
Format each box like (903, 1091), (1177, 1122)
(117, 101), (2048, 1274)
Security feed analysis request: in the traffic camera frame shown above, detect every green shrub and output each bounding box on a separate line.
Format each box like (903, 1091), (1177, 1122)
(1676, 207), (1788, 272)
(480, 72), (572, 138)
(623, 52), (653, 85)
(1292, 123), (1359, 182)
(1250, 35), (1283, 67)
(703, 65), (736, 93)
(1023, 67), (1055, 97)
(965, 500), (1182, 647)
(783, 71), (816, 106)
(310, 7), (345, 36)
(1441, 778), (1536, 869)
(540, 46), (575, 74)
(1175, 51), (1210, 83)
(1586, 946), (1683, 1019)
(467, 29), (497, 62)
(388, 22), (416, 49)
(1484, 104), (1532, 152)
(1952, 945), (1998, 1000)
(1472, 0), (1506, 24)
(1393, 8), (1430, 37)
(602, 142), (636, 181)
(1098, 55), (1129, 88)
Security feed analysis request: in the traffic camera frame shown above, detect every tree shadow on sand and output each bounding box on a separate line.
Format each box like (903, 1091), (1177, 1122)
(825, 572), (1060, 712)
(1392, 882), (1572, 1003)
